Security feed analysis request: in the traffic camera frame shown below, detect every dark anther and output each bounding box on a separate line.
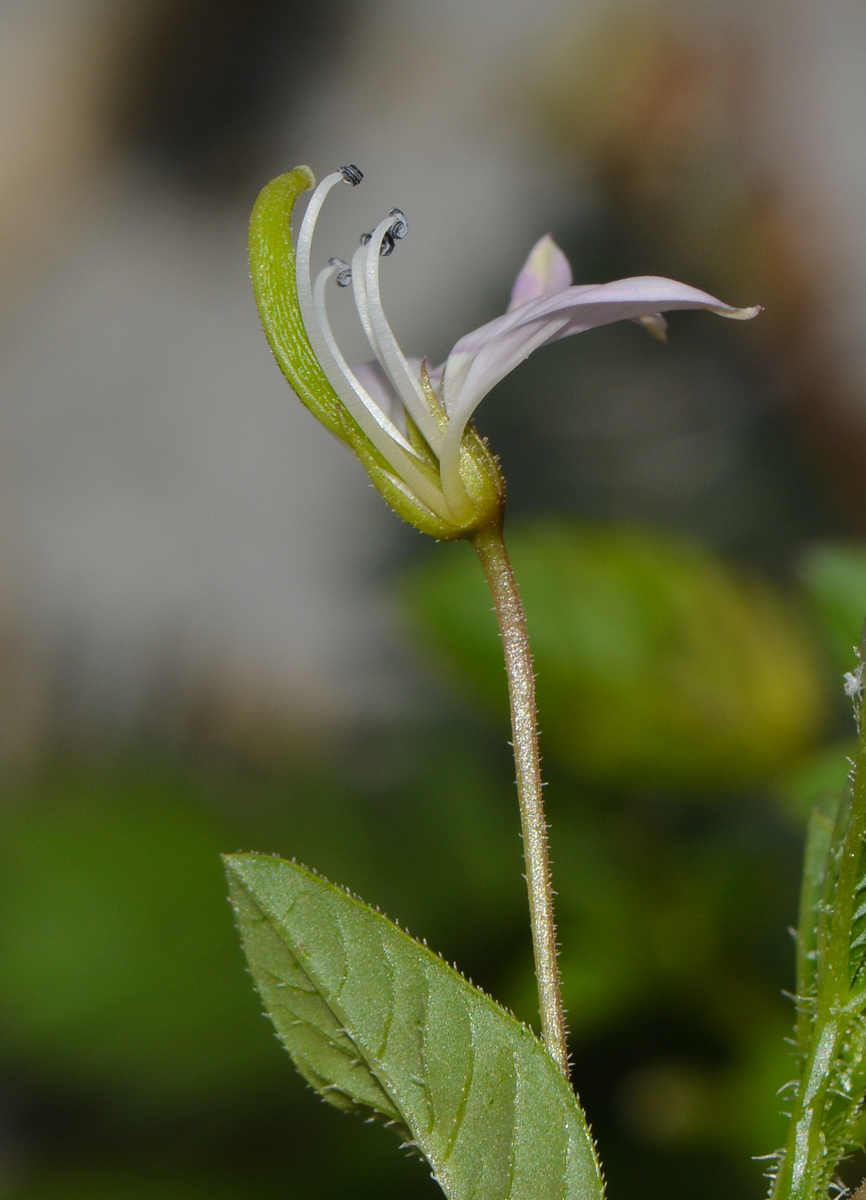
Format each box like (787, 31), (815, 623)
(388, 208), (408, 239)
(360, 220), (401, 256)
(340, 164), (363, 186)
(328, 257), (352, 287)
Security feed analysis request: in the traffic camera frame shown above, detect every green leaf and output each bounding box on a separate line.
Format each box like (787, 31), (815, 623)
(224, 853), (605, 1200)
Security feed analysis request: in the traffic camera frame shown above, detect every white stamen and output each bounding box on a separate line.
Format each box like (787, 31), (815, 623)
(296, 172), (344, 325)
(296, 174), (375, 431)
(348, 247), (420, 440)
(351, 244), (385, 363)
(294, 172), (454, 523)
(363, 215), (444, 453)
(350, 242), (425, 440)
(312, 266), (413, 452)
(312, 268), (451, 519)
(297, 175), (410, 456)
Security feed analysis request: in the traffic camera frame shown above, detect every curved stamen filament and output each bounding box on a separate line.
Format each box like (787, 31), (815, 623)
(296, 175), (383, 439)
(312, 267), (413, 451)
(296, 172), (344, 326)
(312, 266), (452, 520)
(294, 172), (454, 525)
(351, 245), (385, 366)
(363, 216), (445, 453)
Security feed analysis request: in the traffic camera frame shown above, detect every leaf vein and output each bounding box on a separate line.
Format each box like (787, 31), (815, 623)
(501, 1044), (518, 1200)
(377, 926), (397, 1061)
(444, 997), (475, 1160)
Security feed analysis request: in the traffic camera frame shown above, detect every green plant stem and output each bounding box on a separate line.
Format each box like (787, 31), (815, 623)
(472, 525), (569, 1079)
(772, 705), (866, 1200)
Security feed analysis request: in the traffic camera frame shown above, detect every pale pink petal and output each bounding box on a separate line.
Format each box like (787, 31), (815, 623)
(443, 276), (759, 428)
(507, 234), (573, 311)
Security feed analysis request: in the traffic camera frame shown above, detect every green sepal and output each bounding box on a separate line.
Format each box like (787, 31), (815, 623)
(404, 409), (440, 470)
(458, 424), (506, 534)
(224, 853), (605, 1200)
(250, 167), (345, 442)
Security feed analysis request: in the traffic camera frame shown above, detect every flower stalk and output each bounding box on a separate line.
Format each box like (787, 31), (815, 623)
(473, 524), (570, 1078)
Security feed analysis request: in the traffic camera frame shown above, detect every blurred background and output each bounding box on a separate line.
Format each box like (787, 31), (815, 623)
(1, 0), (866, 1197)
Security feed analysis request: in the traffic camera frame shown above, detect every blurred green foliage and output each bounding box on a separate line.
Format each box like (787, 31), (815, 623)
(798, 543), (866, 676)
(0, 746), (523, 1115)
(773, 542), (866, 822)
(0, 759), (280, 1108)
(404, 521), (828, 792)
(776, 739), (858, 823)
(10, 1172), (265, 1200)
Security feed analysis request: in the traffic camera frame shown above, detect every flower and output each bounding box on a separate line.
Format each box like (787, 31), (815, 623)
(250, 165), (759, 539)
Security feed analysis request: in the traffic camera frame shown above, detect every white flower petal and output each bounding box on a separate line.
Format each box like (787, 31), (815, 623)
(444, 276), (759, 430)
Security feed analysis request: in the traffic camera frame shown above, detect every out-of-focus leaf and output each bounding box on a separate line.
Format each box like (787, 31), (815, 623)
(798, 542), (866, 676)
(0, 760), (280, 1107)
(775, 740), (855, 823)
(536, 792), (796, 1041)
(225, 853), (605, 1200)
(404, 520), (828, 791)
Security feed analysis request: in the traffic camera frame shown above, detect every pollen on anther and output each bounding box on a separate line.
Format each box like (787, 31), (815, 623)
(340, 164), (363, 186)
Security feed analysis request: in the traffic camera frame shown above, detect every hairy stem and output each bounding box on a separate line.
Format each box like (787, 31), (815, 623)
(472, 525), (569, 1078)
(772, 697), (866, 1200)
